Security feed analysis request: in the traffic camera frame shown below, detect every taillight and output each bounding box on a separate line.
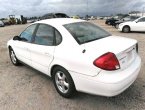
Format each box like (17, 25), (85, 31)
(93, 52), (120, 71)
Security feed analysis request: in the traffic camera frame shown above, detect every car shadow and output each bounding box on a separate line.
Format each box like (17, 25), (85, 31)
(131, 31), (145, 34)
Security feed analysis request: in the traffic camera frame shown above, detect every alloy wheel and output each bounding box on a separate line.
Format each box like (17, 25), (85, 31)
(55, 71), (69, 93)
(123, 26), (130, 33)
(10, 50), (17, 64)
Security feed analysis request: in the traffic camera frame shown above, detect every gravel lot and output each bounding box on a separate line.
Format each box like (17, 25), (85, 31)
(0, 20), (145, 110)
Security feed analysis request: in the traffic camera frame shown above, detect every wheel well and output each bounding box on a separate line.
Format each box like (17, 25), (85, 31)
(50, 65), (65, 77)
(8, 45), (12, 49)
(8, 46), (12, 50)
(50, 64), (76, 91)
(123, 25), (130, 30)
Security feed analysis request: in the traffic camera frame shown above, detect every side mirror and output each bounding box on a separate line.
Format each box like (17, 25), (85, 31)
(13, 36), (21, 41)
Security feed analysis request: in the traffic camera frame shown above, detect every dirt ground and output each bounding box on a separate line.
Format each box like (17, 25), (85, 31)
(0, 20), (145, 110)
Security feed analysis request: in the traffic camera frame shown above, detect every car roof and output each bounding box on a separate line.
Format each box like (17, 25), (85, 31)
(34, 18), (85, 26)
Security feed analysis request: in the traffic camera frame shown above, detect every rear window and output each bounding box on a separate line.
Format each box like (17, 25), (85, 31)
(64, 22), (111, 44)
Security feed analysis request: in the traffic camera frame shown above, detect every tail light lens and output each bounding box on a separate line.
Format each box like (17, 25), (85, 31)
(93, 52), (120, 71)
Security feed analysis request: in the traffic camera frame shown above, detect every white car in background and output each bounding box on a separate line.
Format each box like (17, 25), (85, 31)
(118, 16), (145, 33)
(0, 20), (4, 27)
(7, 18), (141, 98)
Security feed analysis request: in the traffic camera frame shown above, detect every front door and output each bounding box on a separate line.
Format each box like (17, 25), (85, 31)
(132, 17), (145, 32)
(13, 24), (37, 65)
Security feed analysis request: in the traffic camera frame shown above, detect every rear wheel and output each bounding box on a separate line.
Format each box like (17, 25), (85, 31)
(52, 66), (76, 98)
(122, 26), (130, 33)
(9, 48), (20, 66)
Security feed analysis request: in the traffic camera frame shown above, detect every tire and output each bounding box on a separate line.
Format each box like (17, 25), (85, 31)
(9, 47), (20, 66)
(52, 66), (76, 98)
(122, 26), (130, 33)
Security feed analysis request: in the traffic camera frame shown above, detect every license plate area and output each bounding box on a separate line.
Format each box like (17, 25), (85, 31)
(119, 46), (136, 69)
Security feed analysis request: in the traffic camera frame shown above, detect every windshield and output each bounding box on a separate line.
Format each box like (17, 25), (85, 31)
(121, 16), (140, 21)
(64, 22), (111, 44)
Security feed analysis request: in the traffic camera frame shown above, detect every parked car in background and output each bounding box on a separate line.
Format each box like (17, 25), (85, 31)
(2, 19), (11, 25)
(89, 16), (96, 20)
(41, 13), (69, 20)
(118, 16), (145, 33)
(27, 19), (39, 23)
(7, 18), (141, 98)
(0, 20), (4, 27)
(114, 16), (140, 28)
(71, 16), (80, 19)
(105, 18), (119, 26)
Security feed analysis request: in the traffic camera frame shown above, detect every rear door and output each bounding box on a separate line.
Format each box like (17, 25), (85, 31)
(29, 24), (59, 74)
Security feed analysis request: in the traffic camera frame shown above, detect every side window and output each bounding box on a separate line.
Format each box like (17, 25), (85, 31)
(34, 24), (54, 46)
(55, 30), (62, 45)
(20, 24), (36, 42)
(138, 17), (145, 22)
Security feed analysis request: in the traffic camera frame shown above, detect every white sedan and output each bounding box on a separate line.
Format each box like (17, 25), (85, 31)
(118, 16), (145, 32)
(7, 18), (141, 98)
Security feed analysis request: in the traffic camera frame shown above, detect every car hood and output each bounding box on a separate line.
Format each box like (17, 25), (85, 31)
(121, 21), (133, 25)
(116, 20), (123, 23)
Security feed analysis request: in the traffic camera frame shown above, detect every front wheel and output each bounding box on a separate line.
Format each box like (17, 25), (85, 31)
(122, 26), (130, 33)
(9, 48), (20, 66)
(52, 67), (76, 98)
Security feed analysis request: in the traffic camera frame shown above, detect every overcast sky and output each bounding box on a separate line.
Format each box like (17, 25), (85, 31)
(0, 0), (145, 18)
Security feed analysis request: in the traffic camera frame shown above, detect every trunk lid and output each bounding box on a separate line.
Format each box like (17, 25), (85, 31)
(82, 36), (137, 70)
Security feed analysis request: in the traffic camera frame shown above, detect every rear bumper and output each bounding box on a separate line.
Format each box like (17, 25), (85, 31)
(70, 56), (141, 97)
